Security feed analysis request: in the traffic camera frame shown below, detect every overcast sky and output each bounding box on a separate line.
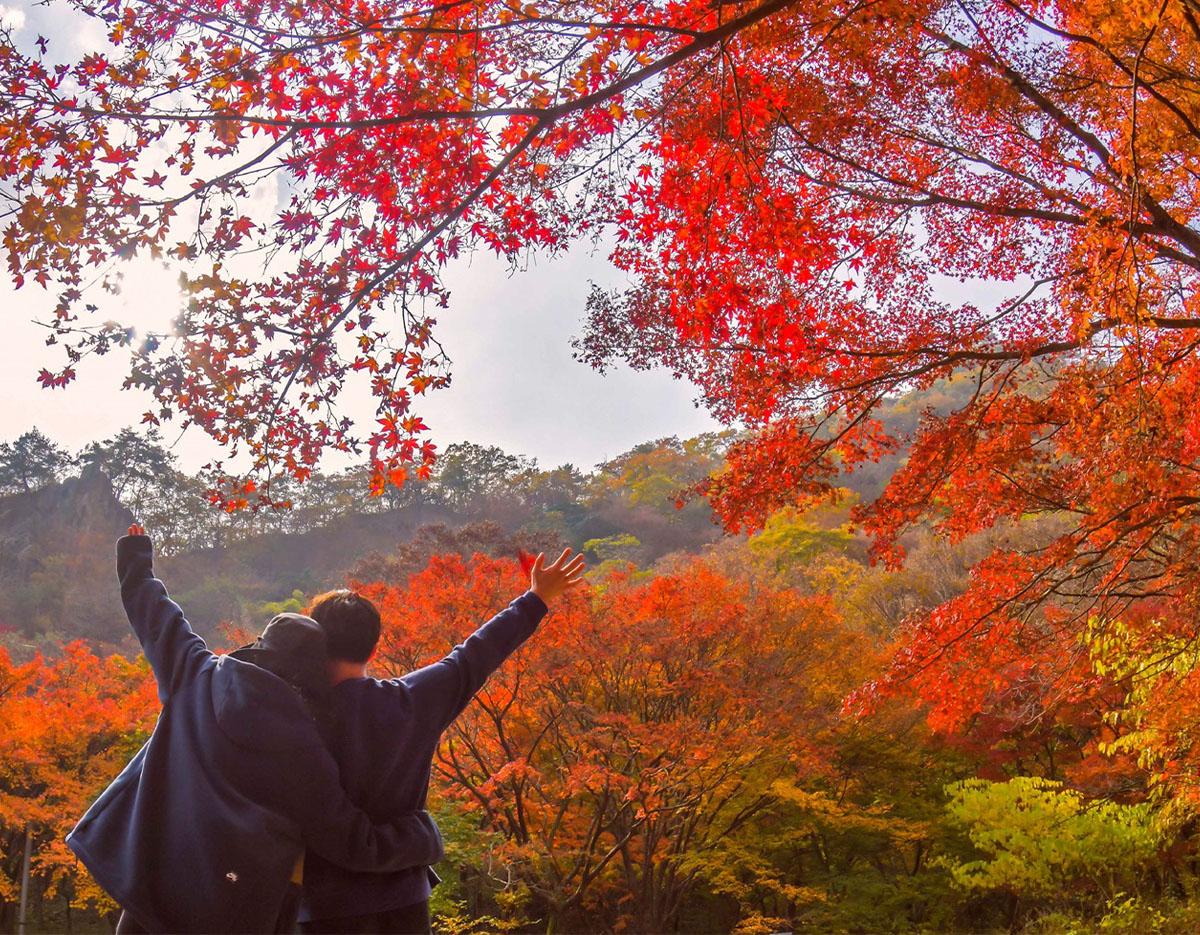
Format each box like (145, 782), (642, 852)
(0, 1), (721, 472)
(1, 246), (721, 472)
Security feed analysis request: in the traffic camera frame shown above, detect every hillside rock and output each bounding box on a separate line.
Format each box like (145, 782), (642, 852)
(0, 467), (471, 650)
(156, 502), (459, 637)
(0, 466), (134, 648)
(0, 465), (133, 566)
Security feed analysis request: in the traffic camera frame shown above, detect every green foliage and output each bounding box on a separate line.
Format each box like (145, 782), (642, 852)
(0, 429), (73, 495)
(5, 560), (67, 637)
(1029, 895), (1200, 934)
(254, 590), (308, 617)
(427, 803), (528, 933)
(691, 711), (974, 933)
(1086, 617), (1200, 778)
(582, 532), (642, 563)
(516, 464), (587, 511)
(594, 433), (730, 513)
(940, 778), (1162, 901)
(78, 428), (176, 517)
(435, 442), (535, 510)
(170, 574), (257, 635)
(747, 498), (858, 571)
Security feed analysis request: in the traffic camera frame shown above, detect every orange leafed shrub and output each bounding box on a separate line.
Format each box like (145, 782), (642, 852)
(360, 553), (875, 930)
(0, 643), (157, 910)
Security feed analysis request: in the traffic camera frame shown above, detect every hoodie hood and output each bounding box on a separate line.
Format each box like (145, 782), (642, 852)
(212, 613), (331, 751)
(230, 612), (330, 696)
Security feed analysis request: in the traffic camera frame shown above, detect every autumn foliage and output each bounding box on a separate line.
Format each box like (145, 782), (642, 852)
(1, 523), (1197, 930)
(576, 0), (1200, 747)
(4, 0), (1200, 740)
(2, 0), (792, 501)
(326, 543), (1200, 930)
(0, 643), (155, 921)
(6, 0), (1200, 928)
(358, 551), (880, 930)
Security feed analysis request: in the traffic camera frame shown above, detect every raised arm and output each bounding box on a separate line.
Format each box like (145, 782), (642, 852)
(402, 548), (586, 730)
(117, 525), (212, 702)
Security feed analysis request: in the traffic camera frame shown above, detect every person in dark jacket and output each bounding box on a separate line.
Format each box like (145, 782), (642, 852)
(297, 547), (587, 934)
(66, 526), (446, 934)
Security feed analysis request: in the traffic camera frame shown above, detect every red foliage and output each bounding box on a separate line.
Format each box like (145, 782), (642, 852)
(4, 0), (1199, 743)
(573, 1), (1200, 736)
(2, 0), (787, 506)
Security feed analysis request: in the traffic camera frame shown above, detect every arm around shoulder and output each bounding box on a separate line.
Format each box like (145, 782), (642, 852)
(299, 749), (445, 872)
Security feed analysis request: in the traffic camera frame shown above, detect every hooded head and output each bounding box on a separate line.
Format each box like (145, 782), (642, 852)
(228, 613), (330, 701)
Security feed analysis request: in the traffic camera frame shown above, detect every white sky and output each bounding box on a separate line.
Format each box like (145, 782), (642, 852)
(0, 1), (720, 472)
(0, 247), (721, 471)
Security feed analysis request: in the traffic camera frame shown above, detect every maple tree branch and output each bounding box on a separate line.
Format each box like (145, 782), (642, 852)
(779, 106), (1200, 273)
(928, 26), (1200, 261)
(262, 0), (801, 433)
(142, 128), (299, 208)
(701, 312), (1200, 390)
(1182, 0), (1200, 42)
(1002, 0), (1200, 144)
(900, 130), (1095, 214)
(45, 1), (791, 132)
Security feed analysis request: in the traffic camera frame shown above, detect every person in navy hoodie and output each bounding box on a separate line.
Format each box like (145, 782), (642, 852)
(66, 524), (447, 934)
(298, 547), (587, 934)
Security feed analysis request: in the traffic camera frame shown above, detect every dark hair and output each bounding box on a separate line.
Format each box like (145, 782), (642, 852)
(307, 589), (382, 663)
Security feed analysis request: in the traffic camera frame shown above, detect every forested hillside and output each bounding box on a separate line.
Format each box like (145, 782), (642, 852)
(0, 466), (132, 647)
(0, 428), (729, 653)
(0, 378), (980, 655)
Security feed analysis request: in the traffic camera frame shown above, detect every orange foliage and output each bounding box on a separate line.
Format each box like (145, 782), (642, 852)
(573, 1), (1200, 745)
(360, 553), (874, 930)
(4, 0), (1196, 761)
(0, 643), (156, 910)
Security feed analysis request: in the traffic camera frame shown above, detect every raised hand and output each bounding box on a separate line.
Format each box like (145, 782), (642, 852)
(128, 522), (146, 536)
(530, 548), (587, 604)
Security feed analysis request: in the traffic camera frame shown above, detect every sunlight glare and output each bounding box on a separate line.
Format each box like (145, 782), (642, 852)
(108, 259), (186, 341)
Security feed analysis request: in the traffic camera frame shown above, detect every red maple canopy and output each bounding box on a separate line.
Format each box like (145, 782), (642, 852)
(3, 0), (1199, 723)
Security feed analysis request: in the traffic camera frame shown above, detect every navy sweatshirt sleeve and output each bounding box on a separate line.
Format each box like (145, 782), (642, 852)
(300, 790), (444, 872)
(400, 591), (548, 731)
(117, 535), (213, 703)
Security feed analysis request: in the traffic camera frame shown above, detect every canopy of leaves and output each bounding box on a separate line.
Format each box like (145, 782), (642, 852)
(0, 643), (155, 917)
(8, 2), (1199, 752)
